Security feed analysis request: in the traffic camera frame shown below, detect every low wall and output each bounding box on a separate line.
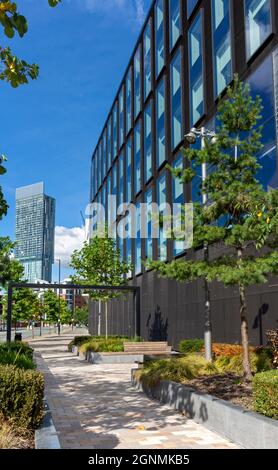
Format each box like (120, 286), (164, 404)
(131, 370), (278, 450)
(35, 402), (60, 449)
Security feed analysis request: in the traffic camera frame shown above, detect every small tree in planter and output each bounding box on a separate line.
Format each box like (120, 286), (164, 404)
(149, 76), (278, 380)
(70, 229), (132, 339)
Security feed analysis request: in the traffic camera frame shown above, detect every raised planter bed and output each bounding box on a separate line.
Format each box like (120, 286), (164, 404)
(131, 369), (278, 449)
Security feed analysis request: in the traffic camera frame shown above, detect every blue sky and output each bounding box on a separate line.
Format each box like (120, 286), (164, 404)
(0, 0), (151, 279)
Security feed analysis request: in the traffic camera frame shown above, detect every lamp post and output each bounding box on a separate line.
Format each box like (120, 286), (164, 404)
(55, 259), (61, 335)
(185, 127), (217, 362)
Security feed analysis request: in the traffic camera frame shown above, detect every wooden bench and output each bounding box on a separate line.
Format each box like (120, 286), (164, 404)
(124, 341), (172, 355)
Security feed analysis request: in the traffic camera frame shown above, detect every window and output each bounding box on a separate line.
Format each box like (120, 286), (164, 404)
(156, 77), (166, 168)
(144, 100), (153, 182)
(248, 55), (277, 190)
(103, 129), (107, 177)
(97, 145), (101, 190)
(134, 120), (141, 194)
(126, 67), (132, 134)
(187, 0), (198, 18)
(135, 202), (142, 274)
(108, 116), (112, 169)
(102, 180), (107, 218)
(145, 188), (153, 260)
(169, 0), (180, 50)
(126, 137), (132, 203)
(91, 155), (96, 200)
(173, 155), (185, 256)
(134, 45), (141, 118)
(119, 151), (124, 207)
(119, 86), (124, 148)
(245, 0), (272, 59)
(112, 102), (118, 160)
(144, 20), (152, 100)
(189, 12), (204, 126)
(125, 210), (133, 276)
(155, 0), (164, 78)
(171, 48), (182, 150)
(157, 173), (167, 260)
(212, 0), (232, 97)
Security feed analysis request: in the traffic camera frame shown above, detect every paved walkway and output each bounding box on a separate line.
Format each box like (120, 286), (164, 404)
(30, 335), (239, 450)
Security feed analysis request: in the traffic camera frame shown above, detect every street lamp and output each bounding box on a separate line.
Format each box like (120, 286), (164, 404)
(185, 126), (217, 362)
(55, 258), (61, 335)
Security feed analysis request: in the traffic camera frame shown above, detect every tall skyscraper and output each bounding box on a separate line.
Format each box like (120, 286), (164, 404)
(15, 182), (55, 283)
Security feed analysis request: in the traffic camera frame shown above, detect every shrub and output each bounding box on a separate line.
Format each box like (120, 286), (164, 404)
(253, 370), (278, 419)
(266, 330), (278, 368)
(139, 354), (217, 387)
(179, 339), (204, 354)
(0, 365), (44, 429)
(80, 339), (124, 354)
(68, 335), (92, 351)
(0, 351), (35, 370)
(0, 342), (33, 360)
(68, 335), (129, 351)
(210, 343), (255, 358)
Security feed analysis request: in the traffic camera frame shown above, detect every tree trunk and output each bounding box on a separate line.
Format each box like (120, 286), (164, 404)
(238, 248), (252, 380)
(105, 302), (108, 340)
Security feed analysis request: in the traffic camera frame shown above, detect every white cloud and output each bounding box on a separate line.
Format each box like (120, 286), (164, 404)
(55, 226), (85, 268)
(78, 0), (147, 27)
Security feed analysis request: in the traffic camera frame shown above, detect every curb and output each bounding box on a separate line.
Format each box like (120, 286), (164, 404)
(131, 370), (278, 449)
(35, 402), (61, 449)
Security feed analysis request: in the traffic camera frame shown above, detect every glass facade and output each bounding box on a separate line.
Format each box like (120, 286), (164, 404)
(144, 19), (152, 100)
(126, 137), (132, 203)
(171, 48), (182, 150)
(156, 77), (166, 167)
(126, 67), (132, 135)
(135, 202), (142, 274)
(15, 182), (55, 283)
(212, 0), (232, 97)
(112, 102), (118, 160)
(108, 117), (112, 169)
(189, 12), (204, 126)
(187, 0), (199, 18)
(245, 0), (272, 59)
(173, 155), (185, 256)
(157, 173), (167, 261)
(134, 45), (141, 118)
(119, 151), (124, 207)
(145, 188), (153, 260)
(155, 0), (164, 78)
(144, 99), (153, 182)
(134, 120), (141, 194)
(169, 0), (180, 51)
(119, 86), (124, 148)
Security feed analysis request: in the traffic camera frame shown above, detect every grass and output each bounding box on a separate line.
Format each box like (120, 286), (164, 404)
(0, 414), (33, 449)
(0, 342), (35, 370)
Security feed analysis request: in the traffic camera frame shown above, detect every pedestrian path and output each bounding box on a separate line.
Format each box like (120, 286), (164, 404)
(30, 335), (240, 449)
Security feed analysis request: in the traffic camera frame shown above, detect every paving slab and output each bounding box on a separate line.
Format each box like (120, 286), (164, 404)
(30, 334), (240, 450)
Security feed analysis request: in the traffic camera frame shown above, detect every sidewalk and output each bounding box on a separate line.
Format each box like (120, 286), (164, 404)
(30, 335), (240, 449)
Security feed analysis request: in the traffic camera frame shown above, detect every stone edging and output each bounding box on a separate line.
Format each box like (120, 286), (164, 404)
(131, 370), (278, 449)
(35, 402), (61, 449)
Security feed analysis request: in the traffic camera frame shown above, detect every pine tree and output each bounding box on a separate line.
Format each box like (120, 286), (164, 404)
(149, 76), (278, 380)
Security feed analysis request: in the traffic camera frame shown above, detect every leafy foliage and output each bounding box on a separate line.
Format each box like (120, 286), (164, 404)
(73, 306), (89, 327)
(148, 76), (278, 379)
(0, 237), (25, 289)
(266, 329), (278, 368)
(179, 339), (204, 354)
(80, 338), (125, 354)
(253, 370), (278, 419)
(0, 364), (44, 429)
(70, 229), (132, 302)
(42, 290), (71, 324)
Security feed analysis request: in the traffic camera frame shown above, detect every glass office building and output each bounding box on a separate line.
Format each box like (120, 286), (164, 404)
(90, 0), (278, 346)
(15, 182), (55, 283)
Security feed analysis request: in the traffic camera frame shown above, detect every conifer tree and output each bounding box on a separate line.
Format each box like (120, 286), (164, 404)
(149, 76), (278, 380)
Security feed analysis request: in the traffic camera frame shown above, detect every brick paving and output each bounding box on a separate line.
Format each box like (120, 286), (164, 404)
(30, 334), (240, 450)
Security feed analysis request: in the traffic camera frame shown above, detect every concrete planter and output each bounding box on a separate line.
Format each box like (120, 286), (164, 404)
(131, 370), (278, 449)
(35, 402), (60, 449)
(71, 346), (79, 356)
(88, 351), (144, 364)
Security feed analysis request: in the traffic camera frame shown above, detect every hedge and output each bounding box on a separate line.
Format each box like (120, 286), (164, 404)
(253, 370), (278, 419)
(0, 365), (44, 429)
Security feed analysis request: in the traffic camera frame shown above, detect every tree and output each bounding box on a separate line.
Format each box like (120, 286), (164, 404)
(149, 76), (278, 380)
(2, 288), (40, 327)
(42, 290), (70, 325)
(0, 0), (61, 88)
(74, 306), (89, 328)
(0, 237), (25, 288)
(70, 230), (132, 339)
